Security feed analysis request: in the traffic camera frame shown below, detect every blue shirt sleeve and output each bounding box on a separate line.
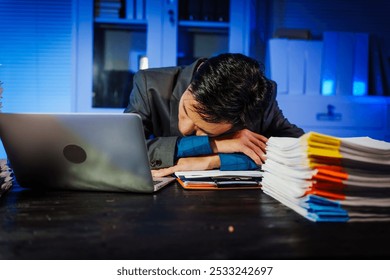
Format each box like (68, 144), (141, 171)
(176, 136), (258, 171)
(219, 153), (258, 171)
(176, 136), (213, 158)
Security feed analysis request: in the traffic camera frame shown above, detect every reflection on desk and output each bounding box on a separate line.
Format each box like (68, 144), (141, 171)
(1, 182), (390, 260)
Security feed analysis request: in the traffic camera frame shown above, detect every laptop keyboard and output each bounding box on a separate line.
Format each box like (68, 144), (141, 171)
(153, 179), (163, 186)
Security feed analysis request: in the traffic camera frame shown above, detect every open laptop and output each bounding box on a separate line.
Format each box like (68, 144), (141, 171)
(0, 113), (175, 193)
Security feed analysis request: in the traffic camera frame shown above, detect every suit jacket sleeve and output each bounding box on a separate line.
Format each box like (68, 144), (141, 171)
(124, 71), (178, 169)
(261, 82), (305, 138)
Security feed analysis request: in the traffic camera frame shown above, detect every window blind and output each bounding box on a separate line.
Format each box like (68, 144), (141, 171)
(0, 0), (74, 112)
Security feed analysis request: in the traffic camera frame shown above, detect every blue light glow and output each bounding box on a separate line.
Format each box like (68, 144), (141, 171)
(353, 81), (367, 96)
(321, 80), (335, 96)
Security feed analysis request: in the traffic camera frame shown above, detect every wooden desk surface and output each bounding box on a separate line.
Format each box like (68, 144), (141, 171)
(1, 182), (390, 260)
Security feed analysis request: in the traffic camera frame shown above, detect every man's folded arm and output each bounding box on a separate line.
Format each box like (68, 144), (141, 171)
(176, 136), (258, 170)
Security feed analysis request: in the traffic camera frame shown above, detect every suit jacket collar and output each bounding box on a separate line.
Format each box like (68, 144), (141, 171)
(169, 58), (205, 135)
(171, 58), (205, 101)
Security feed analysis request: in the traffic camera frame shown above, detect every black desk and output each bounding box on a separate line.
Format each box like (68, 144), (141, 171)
(1, 182), (390, 260)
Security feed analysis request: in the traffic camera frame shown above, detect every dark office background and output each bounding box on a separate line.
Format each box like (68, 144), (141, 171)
(0, 0), (389, 145)
(266, 0), (389, 46)
(263, 0), (390, 94)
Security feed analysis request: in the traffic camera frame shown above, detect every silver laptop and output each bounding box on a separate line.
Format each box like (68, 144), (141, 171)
(0, 113), (175, 193)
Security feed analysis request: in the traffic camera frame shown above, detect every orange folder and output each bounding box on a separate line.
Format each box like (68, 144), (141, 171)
(176, 178), (262, 191)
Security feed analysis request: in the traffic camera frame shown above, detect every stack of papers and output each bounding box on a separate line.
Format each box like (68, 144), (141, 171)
(175, 170), (262, 190)
(0, 159), (13, 198)
(261, 132), (390, 222)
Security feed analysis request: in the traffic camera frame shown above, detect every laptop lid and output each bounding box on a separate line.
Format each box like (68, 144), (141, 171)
(0, 113), (173, 193)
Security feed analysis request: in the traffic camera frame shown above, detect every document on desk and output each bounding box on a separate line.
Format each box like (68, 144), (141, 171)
(175, 170), (262, 190)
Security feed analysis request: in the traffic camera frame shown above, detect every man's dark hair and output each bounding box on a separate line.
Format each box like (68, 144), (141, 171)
(189, 53), (272, 131)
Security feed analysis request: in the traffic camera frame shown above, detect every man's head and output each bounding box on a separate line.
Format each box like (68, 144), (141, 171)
(178, 53), (272, 137)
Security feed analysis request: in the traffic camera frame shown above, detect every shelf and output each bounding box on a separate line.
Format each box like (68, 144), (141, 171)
(94, 17), (147, 26)
(178, 20), (229, 29)
(80, 0), (250, 111)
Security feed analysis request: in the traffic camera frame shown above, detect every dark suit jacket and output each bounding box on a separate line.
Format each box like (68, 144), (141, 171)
(124, 59), (304, 169)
